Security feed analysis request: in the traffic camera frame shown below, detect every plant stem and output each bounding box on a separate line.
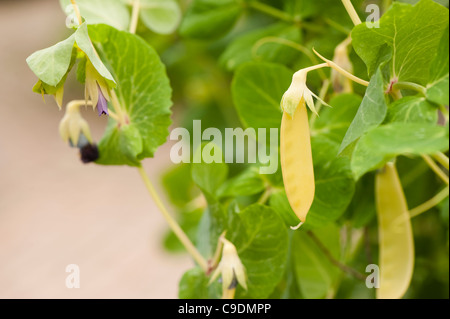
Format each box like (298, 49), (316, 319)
(257, 188), (272, 205)
(129, 0), (140, 34)
(301, 62), (329, 74)
(341, 0), (362, 26)
(137, 165), (208, 272)
(392, 82), (427, 96)
(247, 1), (294, 23)
(70, 0), (83, 25)
(422, 155), (449, 185)
(209, 232), (226, 274)
(110, 90), (127, 125)
(410, 187), (449, 218)
(324, 18), (352, 35)
(310, 79), (331, 126)
(307, 231), (366, 281)
(313, 49), (370, 87)
(433, 152), (450, 170)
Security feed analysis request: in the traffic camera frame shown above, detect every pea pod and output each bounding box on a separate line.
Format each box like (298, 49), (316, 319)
(281, 102), (315, 223)
(375, 162), (414, 299)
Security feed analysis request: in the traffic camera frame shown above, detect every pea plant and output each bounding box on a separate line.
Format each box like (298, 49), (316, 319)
(27, 0), (449, 299)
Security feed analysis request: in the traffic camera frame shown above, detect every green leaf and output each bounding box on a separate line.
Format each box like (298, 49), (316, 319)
(217, 167), (266, 198)
(220, 23), (301, 71)
(227, 204), (289, 299)
(387, 96), (438, 124)
(305, 137), (356, 229)
(346, 173), (376, 228)
(162, 164), (197, 208)
(191, 143), (229, 258)
(96, 122), (142, 166)
(351, 123), (450, 179)
(191, 144), (228, 200)
(269, 189), (301, 227)
(284, 0), (365, 25)
(427, 25), (449, 106)
(179, 267), (221, 299)
(397, 0), (449, 6)
(26, 34), (76, 87)
(339, 68), (387, 154)
(283, 0), (323, 19)
(352, 0), (449, 85)
(179, 0), (241, 39)
(88, 24), (172, 166)
(292, 225), (341, 299)
(163, 208), (202, 253)
(140, 0), (181, 35)
(312, 93), (362, 144)
(429, 25), (449, 83)
(196, 201), (227, 258)
(232, 62), (292, 131)
(427, 75), (449, 106)
(75, 23), (116, 87)
(60, 0), (130, 30)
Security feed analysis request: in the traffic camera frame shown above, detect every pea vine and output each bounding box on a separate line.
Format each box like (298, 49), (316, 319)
(27, 0), (449, 299)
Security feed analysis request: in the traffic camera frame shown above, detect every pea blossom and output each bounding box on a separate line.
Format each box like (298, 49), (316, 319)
(59, 101), (93, 147)
(85, 60), (110, 116)
(209, 237), (247, 298)
(281, 69), (329, 117)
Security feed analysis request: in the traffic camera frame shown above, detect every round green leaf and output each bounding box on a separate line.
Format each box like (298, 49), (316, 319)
(60, 0), (130, 31)
(227, 204), (289, 299)
(140, 0), (181, 34)
(88, 24), (172, 166)
(232, 62), (292, 131)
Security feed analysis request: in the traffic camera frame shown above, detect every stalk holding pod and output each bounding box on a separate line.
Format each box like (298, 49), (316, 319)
(375, 162), (414, 299)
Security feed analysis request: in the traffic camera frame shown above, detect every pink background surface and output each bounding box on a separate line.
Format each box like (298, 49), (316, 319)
(0, 0), (191, 298)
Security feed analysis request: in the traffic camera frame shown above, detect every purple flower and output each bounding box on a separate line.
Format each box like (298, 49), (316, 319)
(97, 85), (109, 117)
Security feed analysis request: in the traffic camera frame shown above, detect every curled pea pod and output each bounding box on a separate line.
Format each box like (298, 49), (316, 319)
(280, 102), (315, 223)
(375, 162), (414, 299)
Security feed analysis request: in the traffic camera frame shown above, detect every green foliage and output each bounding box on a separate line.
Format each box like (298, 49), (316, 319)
(227, 204), (289, 298)
(305, 137), (355, 229)
(179, 0), (242, 39)
(351, 123), (449, 179)
(232, 62), (291, 131)
(89, 24), (172, 166)
(26, 34), (76, 87)
(292, 225), (341, 298)
(352, 0), (448, 85)
(60, 0), (131, 30)
(339, 68), (387, 154)
(220, 23), (301, 71)
(139, 0), (182, 35)
(387, 97), (438, 124)
(27, 0), (450, 300)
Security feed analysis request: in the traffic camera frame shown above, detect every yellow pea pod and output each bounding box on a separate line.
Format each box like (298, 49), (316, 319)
(281, 101), (315, 223)
(375, 162), (414, 299)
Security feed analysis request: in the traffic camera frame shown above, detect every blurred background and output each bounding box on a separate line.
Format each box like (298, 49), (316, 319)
(0, 0), (191, 298)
